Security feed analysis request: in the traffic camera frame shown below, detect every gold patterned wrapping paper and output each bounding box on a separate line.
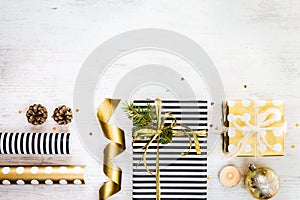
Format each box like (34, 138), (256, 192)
(0, 165), (85, 185)
(223, 100), (285, 157)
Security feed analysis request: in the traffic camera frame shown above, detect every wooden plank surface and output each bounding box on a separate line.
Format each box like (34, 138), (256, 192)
(1, 0), (300, 199)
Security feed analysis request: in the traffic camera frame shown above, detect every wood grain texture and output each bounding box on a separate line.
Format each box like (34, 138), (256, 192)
(1, 0), (300, 199)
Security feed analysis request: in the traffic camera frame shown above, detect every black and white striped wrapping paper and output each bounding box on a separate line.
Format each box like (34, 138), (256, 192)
(0, 132), (71, 154)
(132, 100), (208, 200)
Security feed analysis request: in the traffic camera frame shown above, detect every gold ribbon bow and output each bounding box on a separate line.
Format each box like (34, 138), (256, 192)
(226, 104), (284, 158)
(133, 99), (207, 200)
(97, 98), (126, 200)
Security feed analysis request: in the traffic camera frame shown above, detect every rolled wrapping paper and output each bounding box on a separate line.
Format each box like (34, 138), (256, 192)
(0, 165), (85, 185)
(0, 132), (71, 154)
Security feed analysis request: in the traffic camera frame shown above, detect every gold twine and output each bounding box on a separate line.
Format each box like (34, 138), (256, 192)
(98, 98), (126, 200)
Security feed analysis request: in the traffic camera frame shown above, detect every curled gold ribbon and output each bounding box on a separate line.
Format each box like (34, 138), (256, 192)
(133, 99), (207, 200)
(98, 98), (125, 200)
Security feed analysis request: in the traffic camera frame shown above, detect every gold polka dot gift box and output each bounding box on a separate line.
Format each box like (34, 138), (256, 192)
(223, 100), (286, 157)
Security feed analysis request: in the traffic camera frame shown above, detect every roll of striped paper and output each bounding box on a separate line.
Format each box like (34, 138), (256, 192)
(0, 165), (84, 185)
(132, 100), (208, 200)
(0, 132), (71, 154)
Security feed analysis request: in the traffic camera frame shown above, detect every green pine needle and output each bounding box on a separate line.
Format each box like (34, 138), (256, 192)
(123, 101), (174, 144)
(160, 129), (173, 144)
(123, 102), (153, 127)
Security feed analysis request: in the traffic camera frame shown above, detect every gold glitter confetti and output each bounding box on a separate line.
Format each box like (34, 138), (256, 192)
(18, 110), (22, 114)
(291, 144), (296, 149)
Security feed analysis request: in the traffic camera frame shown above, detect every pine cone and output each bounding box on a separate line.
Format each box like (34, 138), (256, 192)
(52, 105), (73, 125)
(26, 104), (48, 125)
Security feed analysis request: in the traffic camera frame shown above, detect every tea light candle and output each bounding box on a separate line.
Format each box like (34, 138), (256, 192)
(219, 165), (241, 187)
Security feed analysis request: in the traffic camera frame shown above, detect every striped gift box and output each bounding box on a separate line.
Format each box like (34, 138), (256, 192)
(0, 132), (71, 154)
(132, 100), (208, 200)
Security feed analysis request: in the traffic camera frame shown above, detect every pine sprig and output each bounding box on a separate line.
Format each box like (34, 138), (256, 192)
(123, 102), (153, 127)
(123, 101), (174, 144)
(160, 129), (173, 144)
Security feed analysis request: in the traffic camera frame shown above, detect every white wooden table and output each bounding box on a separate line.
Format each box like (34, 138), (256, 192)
(1, 1), (300, 199)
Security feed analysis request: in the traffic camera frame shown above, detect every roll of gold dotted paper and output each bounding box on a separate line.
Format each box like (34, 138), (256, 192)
(0, 165), (85, 185)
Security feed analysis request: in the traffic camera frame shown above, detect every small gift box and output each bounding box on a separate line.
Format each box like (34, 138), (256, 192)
(223, 100), (285, 157)
(130, 99), (208, 200)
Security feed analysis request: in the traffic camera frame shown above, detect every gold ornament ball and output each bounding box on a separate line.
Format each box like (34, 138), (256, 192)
(245, 164), (280, 200)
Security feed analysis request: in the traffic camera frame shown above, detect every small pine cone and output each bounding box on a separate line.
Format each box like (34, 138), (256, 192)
(52, 105), (73, 125)
(26, 104), (48, 125)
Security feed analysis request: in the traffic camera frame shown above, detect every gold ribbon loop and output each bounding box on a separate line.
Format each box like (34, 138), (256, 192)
(98, 99), (126, 200)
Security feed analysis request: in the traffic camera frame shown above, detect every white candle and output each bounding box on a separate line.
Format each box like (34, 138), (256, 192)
(219, 165), (241, 187)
